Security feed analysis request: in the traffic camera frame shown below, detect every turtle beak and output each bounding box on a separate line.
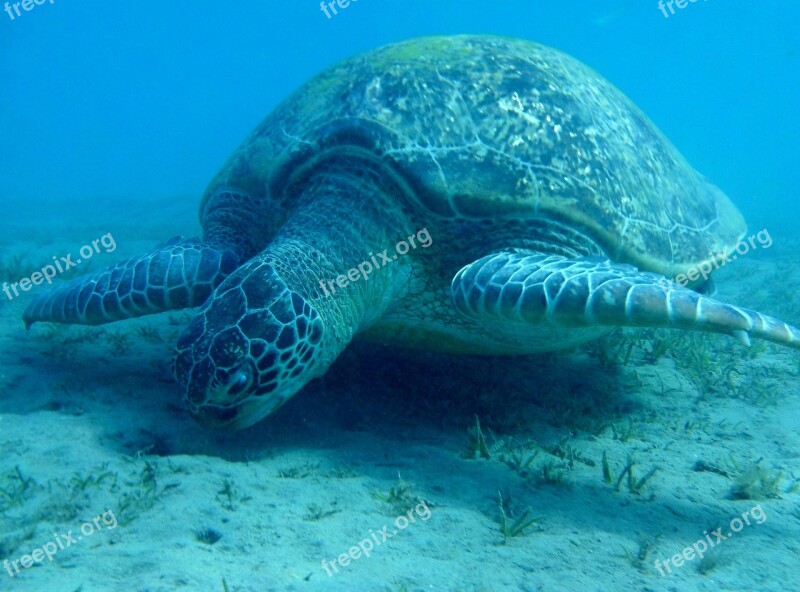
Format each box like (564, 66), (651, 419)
(190, 395), (290, 430)
(191, 404), (242, 430)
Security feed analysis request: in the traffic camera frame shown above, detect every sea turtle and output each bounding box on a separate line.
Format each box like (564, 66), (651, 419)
(23, 35), (800, 430)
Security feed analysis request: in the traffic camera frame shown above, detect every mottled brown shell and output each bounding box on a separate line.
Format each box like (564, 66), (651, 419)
(203, 35), (745, 277)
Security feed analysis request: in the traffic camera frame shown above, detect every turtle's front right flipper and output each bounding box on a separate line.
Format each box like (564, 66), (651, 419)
(451, 251), (800, 351)
(23, 238), (239, 328)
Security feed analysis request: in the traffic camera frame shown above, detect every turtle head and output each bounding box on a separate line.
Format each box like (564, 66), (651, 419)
(172, 263), (326, 430)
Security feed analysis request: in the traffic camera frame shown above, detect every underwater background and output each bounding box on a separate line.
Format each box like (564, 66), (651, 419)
(0, 1), (799, 591)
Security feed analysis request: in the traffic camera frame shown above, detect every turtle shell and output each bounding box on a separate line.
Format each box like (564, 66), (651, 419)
(203, 35), (745, 278)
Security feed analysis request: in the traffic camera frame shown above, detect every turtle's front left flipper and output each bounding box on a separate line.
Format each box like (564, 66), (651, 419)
(23, 238), (239, 328)
(451, 251), (800, 350)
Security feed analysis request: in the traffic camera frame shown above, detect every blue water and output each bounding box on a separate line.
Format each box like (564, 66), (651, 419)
(1, 2), (799, 591)
(1, 0), (798, 231)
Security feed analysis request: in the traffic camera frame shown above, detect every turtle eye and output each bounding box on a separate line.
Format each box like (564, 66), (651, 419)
(227, 362), (254, 397)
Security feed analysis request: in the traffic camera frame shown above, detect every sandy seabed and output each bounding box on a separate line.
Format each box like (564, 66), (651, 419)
(0, 197), (798, 592)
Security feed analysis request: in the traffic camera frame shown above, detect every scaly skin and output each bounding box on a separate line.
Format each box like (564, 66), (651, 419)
(22, 238), (239, 328)
(451, 252), (800, 351)
(172, 165), (417, 429)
